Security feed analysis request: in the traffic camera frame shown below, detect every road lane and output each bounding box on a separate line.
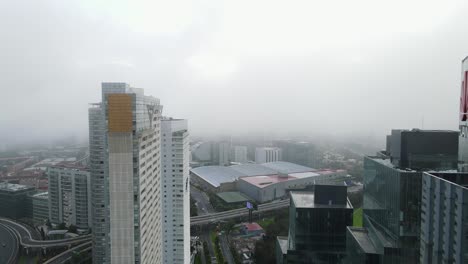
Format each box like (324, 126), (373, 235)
(0, 223), (19, 264)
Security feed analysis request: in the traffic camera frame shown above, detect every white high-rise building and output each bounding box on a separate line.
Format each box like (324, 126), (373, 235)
(255, 147), (282, 163)
(161, 118), (190, 264)
(219, 142), (230, 166)
(48, 163), (91, 229)
(232, 146), (248, 163)
(88, 83), (163, 264)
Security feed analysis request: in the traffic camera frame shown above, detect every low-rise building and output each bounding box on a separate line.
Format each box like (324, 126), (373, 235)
(241, 222), (264, 237)
(277, 185), (353, 263)
(0, 182), (35, 219)
(31, 191), (49, 225)
(190, 161), (327, 194)
(237, 169), (347, 203)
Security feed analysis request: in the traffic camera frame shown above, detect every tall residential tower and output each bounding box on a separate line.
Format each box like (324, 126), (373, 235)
(48, 163), (91, 229)
(161, 118), (190, 264)
(88, 83), (163, 264)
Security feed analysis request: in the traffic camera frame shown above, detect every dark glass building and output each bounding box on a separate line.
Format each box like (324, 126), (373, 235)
(388, 129), (458, 170)
(276, 184), (353, 264)
(0, 182), (35, 219)
(346, 129), (459, 264)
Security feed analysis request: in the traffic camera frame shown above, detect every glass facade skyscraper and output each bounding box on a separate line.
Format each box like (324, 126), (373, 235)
(361, 157), (422, 263)
(346, 129), (459, 264)
(277, 185), (353, 264)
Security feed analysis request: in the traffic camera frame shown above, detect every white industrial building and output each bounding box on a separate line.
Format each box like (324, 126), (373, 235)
(237, 169), (348, 203)
(190, 161), (348, 201)
(255, 147), (282, 163)
(161, 118), (190, 264)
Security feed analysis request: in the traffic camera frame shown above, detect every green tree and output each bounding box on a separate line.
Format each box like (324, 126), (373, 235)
(71, 251), (81, 264)
(57, 222), (66, 230)
(68, 224), (78, 234)
(40, 227), (45, 240)
(45, 218), (52, 229)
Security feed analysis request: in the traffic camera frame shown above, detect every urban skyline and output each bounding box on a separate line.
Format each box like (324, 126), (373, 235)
(0, 57), (468, 263)
(2, 1), (468, 263)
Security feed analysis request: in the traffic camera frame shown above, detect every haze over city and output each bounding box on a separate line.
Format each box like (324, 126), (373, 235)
(4, 1), (468, 264)
(2, 0), (468, 146)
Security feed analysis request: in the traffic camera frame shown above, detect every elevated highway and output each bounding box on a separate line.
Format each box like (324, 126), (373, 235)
(43, 241), (92, 264)
(0, 223), (19, 264)
(190, 199), (290, 225)
(0, 218), (91, 249)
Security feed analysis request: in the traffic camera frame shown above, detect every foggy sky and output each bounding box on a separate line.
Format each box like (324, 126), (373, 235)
(2, 0), (468, 147)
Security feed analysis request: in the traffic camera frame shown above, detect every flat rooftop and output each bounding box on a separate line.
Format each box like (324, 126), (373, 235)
(368, 156), (459, 173)
(32, 191), (49, 199)
(368, 156), (414, 172)
(241, 175), (297, 188)
(277, 236), (288, 254)
(261, 161), (316, 174)
(239, 169), (346, 188)
(424, 172), (468, 189)
(0, 182), (34, 192)
(291, 191), (353, 209)
(50, 162), (88, 171)
(191, 161), (315, 188)
(191, 166), (245, 188)
(243, 222), (263, 232)
(347, 227), (378, 254)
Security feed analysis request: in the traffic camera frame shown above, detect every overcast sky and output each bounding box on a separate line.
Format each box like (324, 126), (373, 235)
(2, 0), (468, 146)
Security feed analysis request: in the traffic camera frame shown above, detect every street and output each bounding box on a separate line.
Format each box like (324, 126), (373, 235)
(219, 233), (235, 264)
(191, 186), (216, 263)
(0, 223), (18, 264)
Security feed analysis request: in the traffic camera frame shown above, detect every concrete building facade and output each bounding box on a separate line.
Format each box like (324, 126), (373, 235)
(255, 147), (282, 163)
(232, 146), (248, 163)
(420, 172), (468, 264)
(88, 83), (163, 264)
(219, 142), (230, 166)
(31, 191), (49, 225)
(161, 118), (190, 264)
(48, 163), (91, 229)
